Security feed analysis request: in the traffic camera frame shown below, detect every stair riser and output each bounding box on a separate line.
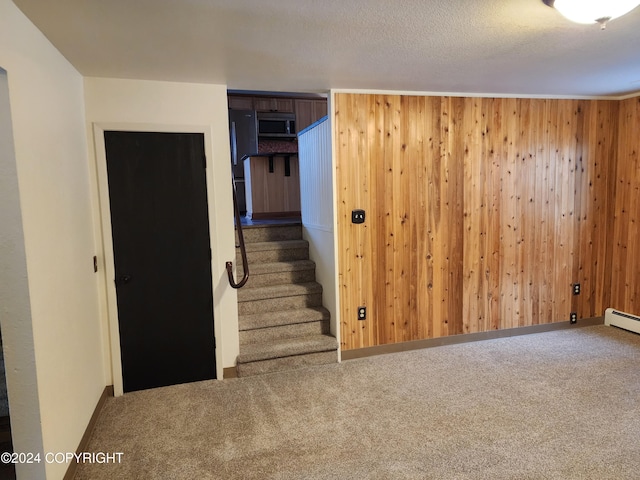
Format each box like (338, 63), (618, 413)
(238, 246), (309, 265)
(244, 269), (316, 288)
(237, 225), (302, 244)
(239, 307), (330, 331)
(239, 321), (328, 345)
(237, 350), (338, 377)
(238, 293), (323, 316)
(238, 283), (322, 303)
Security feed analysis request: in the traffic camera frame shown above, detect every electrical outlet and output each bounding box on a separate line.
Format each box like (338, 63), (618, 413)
(352, 209), (365, 224)
(570, 312), (577, 324)
(358, 307), (366, 320)
(573, 283), (580, 295)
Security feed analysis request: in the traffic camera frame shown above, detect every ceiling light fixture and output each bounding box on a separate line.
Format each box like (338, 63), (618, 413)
(543, 0), (640, 29)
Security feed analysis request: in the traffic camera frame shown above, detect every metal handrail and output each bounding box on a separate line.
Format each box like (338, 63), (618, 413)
(226, 175), (250, 289)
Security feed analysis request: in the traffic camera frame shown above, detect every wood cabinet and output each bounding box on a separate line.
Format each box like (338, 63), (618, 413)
(228, 94), (328, 131)
(294, 98), (328, 131)
(227, 95), (254, 110)
(253, 97), (294, 113)
(228, 95), (294, 112)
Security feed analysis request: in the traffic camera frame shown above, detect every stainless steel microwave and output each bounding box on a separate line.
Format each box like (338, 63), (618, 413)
(257, 112), (296, 139)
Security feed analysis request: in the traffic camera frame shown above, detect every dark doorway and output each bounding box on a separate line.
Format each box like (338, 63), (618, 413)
(0, 331), (15, 480)
(104, 131), (216, 392)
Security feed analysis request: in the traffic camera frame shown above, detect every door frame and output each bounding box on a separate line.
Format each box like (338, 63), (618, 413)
(92, 122), (222, 396)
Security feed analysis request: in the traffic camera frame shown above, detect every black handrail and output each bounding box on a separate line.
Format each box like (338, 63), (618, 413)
(226, 176), (249, 289)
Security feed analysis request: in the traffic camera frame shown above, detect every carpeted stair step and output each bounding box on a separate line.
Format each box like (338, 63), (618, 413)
(242, 260), (316, 288)
(239, 306), (330, 344)
(237, 239), (309, 265)
(237, 223), (302, 244)
(238, 334), (338, 363)
(240, 306), (330, 331)
(237, 282), (323, 315)
(237, 350), (338, 377)
(236, 334), (338, 377)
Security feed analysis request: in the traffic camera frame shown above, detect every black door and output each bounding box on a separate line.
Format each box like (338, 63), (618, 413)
(104, 131), (216, 392)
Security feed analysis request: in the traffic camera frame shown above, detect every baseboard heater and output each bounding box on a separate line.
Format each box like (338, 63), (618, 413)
(604, 308), (640, 335)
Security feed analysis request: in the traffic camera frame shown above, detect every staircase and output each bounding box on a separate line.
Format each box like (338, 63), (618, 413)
(235, 222), (338, 377)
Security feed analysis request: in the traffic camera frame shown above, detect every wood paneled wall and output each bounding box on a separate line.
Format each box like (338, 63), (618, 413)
(335, 93), (619, 350)
(611, 97), (640, 313)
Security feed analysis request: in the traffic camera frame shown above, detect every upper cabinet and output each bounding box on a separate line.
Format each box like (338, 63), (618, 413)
(227, 95), (254, 110)
(294, 99), (328, 132)
(253, 97), (294, 113)
(229, 95), (295, 113)
(228, 93), (328, 133)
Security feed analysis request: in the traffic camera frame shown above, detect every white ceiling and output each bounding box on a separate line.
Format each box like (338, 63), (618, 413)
(12, 0), (640, 97)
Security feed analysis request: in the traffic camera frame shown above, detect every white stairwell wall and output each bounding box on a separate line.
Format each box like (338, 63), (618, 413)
(298, 116), (339, 354)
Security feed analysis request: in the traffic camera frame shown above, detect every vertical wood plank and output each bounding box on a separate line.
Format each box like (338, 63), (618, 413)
(414, 96), (429, 340)
(611, 98), (640, 314)
(462, 97), (482, 333)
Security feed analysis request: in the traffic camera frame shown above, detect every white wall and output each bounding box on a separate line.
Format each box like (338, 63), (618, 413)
(0, 1), (106, 478)
(0, 67), (46, 480)
(83, 77), (238, 381)
(298, 117), (339, 349)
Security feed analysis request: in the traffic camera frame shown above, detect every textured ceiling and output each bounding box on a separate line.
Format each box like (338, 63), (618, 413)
(12, 0), (640, 97)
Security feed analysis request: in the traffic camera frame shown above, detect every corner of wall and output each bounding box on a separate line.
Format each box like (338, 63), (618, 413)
(2, 3), (108, 477)
(0, 66), (47, 480)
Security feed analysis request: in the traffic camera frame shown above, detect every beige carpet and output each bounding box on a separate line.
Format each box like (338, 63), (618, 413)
(76, 325), (640, 479)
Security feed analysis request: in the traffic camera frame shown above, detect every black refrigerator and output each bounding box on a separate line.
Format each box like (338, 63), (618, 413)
(229, 109), (257, 215)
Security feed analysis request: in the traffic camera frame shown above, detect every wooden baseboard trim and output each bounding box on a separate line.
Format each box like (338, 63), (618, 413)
(250, 211), (301, 220)
(63, 385), (114, 480)
(223, 367), (238, 379)
(341, 317), (604, 361)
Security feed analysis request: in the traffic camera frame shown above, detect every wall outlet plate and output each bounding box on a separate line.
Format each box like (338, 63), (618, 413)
(352, 209), (365, 224)
(570, 312), (577, 324)
(358, 306), (366, 320)
(573, 283), (580, 295)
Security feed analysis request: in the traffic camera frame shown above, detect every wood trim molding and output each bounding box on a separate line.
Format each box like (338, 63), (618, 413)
(223, 367), (238, 379)
(63, 385), (114, 480)
(341, 317), (604, 361)
(250, 211), (301, 220)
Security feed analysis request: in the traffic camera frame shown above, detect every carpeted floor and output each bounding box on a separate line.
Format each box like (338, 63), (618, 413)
(75, 325), (640, 479)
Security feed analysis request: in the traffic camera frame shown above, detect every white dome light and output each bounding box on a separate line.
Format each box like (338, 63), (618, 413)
(545, 0), (640, 28)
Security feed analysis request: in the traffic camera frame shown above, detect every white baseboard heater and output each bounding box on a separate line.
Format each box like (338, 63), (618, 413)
(604, 308), (640, 335)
